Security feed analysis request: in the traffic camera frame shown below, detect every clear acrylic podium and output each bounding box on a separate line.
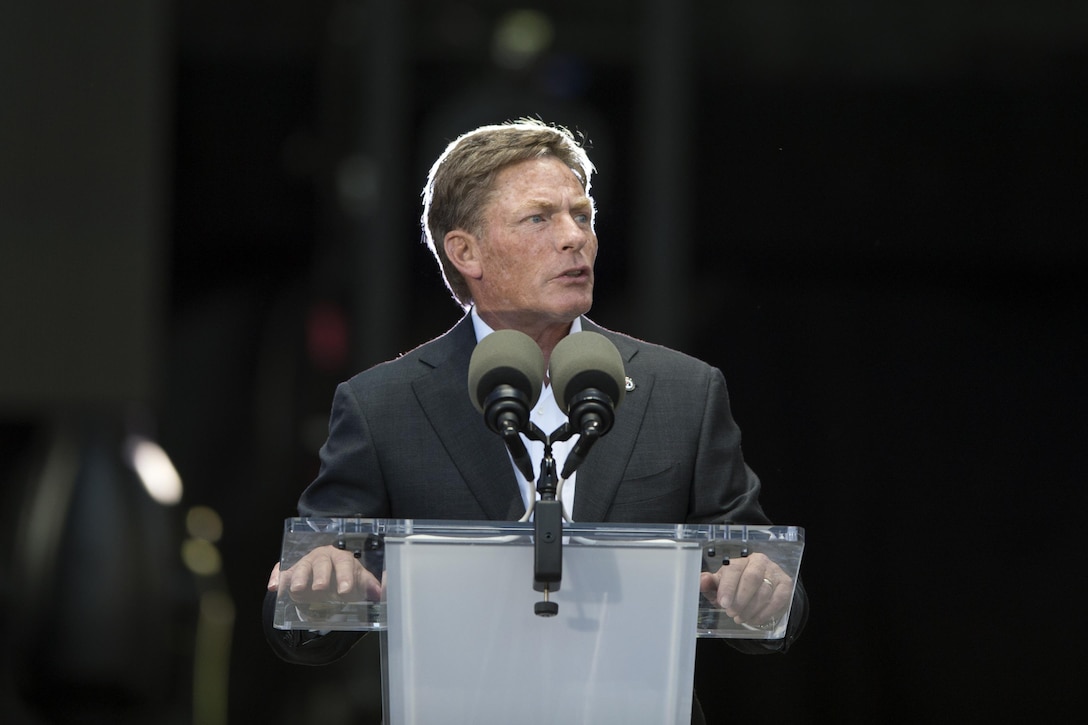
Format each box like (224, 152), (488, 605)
(273, 518), (804, 725)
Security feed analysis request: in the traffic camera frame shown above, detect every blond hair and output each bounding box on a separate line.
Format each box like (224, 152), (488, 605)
(421, 118), (595, 308)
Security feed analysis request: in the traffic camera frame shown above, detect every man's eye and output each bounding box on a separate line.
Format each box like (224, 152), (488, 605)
(529, 214), (545, 223)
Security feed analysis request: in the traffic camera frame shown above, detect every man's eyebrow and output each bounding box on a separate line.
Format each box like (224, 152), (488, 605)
(518, 198), (557, 211)
(517, 197), (593, 212)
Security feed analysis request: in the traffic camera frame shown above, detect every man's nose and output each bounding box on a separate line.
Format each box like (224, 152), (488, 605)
(556, 214), (590, 252)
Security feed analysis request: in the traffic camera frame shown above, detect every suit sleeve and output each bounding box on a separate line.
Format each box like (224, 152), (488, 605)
(297, 380), (391, 518)
(694, 367), (809, 654)
(265, 381), (385, 665)
(688, 368), (769, 525)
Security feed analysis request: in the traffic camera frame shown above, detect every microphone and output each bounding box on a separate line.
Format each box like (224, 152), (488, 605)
(549, 331), (626, 479)
(468, 329), (546, 482)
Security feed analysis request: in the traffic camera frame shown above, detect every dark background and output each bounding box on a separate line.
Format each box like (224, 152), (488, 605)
(2, 1), (1085, 723)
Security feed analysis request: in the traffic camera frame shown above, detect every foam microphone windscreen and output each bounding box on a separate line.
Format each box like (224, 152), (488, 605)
(467, 329), (546, 413)
(549, 331), (626, 413)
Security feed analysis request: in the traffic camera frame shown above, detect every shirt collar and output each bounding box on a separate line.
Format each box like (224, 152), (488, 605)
(470, 307), (583, 342)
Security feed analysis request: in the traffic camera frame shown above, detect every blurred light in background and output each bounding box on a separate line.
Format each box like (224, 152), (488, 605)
(186, 504), (224, 542)
(193, 588), (234, 725)
(306, 300), (351, 373)
(182, 538), (222, 577)
(336, 154), (381, 218)
(183, 503), (232, 725)
(124, 434), (183, 505)
(492, 9), (554, 69)
(182, 505), (224, 576)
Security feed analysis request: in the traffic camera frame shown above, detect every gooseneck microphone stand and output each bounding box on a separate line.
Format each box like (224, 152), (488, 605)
(520, 422), (577, 617)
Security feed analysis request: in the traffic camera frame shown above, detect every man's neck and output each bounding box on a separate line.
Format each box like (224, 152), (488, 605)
(471, 308), (583, 368)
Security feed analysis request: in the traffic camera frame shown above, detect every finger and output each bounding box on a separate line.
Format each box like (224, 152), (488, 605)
(717, 555), (767, 614)
(746, 560), (792, 621)
(357, 565), (383, 600)
(307, 553), (334, 593)
(734, 575), (780, 624)
(286, 557), (313, 593)
(699, 572), (720, 601)
(734, 559), (792, 625)
(713, 560), (745, 611)
(721, 553), (773, 618)
(747, 581), (792, 627)
(332, 552), (362, 595)
(267, 562), (281, 591)
(729, 570), (768, 618)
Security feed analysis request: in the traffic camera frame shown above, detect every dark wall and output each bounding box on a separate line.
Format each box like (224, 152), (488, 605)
(3, 2), (1085, 723)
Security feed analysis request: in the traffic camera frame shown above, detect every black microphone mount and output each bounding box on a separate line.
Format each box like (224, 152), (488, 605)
(482, 383), (537, 483)
(559, 388), (616, 479)
(523, 421), (576, 617)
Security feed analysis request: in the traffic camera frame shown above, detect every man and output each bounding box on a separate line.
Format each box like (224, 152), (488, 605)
(265, 118), (806, 722)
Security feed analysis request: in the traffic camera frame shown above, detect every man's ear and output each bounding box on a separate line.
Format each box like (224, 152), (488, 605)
(444, 230), (483, 281)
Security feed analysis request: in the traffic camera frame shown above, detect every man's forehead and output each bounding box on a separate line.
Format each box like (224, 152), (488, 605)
(496, 161), (585, 193)
(497, 156), (583, 181)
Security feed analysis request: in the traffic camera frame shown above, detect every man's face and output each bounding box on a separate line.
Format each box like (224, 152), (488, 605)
(469, 156), (598, 330)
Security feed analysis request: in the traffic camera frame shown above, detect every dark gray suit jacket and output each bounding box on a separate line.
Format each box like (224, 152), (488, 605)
(264, 315), (807, 719)
(296, 315), (770, 526)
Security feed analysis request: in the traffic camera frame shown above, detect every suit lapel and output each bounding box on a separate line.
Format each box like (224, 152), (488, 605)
(570, 320), (652, 522)
(411, 317), (527, 521)
(407, 315), (649, 523)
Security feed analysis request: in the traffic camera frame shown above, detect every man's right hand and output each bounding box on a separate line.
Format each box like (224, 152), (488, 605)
(267, 544), (383, 603)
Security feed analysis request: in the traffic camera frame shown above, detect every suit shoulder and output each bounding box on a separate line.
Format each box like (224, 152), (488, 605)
(591, 323), (718, 378)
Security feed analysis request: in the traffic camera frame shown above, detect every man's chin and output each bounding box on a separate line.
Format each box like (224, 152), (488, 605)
(556, 299), (593, 323)
(559, 290), (593, 316)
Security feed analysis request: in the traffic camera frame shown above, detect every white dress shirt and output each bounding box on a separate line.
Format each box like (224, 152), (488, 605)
(471, 308), (581, 520)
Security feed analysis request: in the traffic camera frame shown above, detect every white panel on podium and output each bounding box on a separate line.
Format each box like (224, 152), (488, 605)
(382, 529), (699, 725)
(273, 519), (805, 725)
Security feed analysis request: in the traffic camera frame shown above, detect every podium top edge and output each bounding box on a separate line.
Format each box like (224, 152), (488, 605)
(281, 517), (804, 543)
